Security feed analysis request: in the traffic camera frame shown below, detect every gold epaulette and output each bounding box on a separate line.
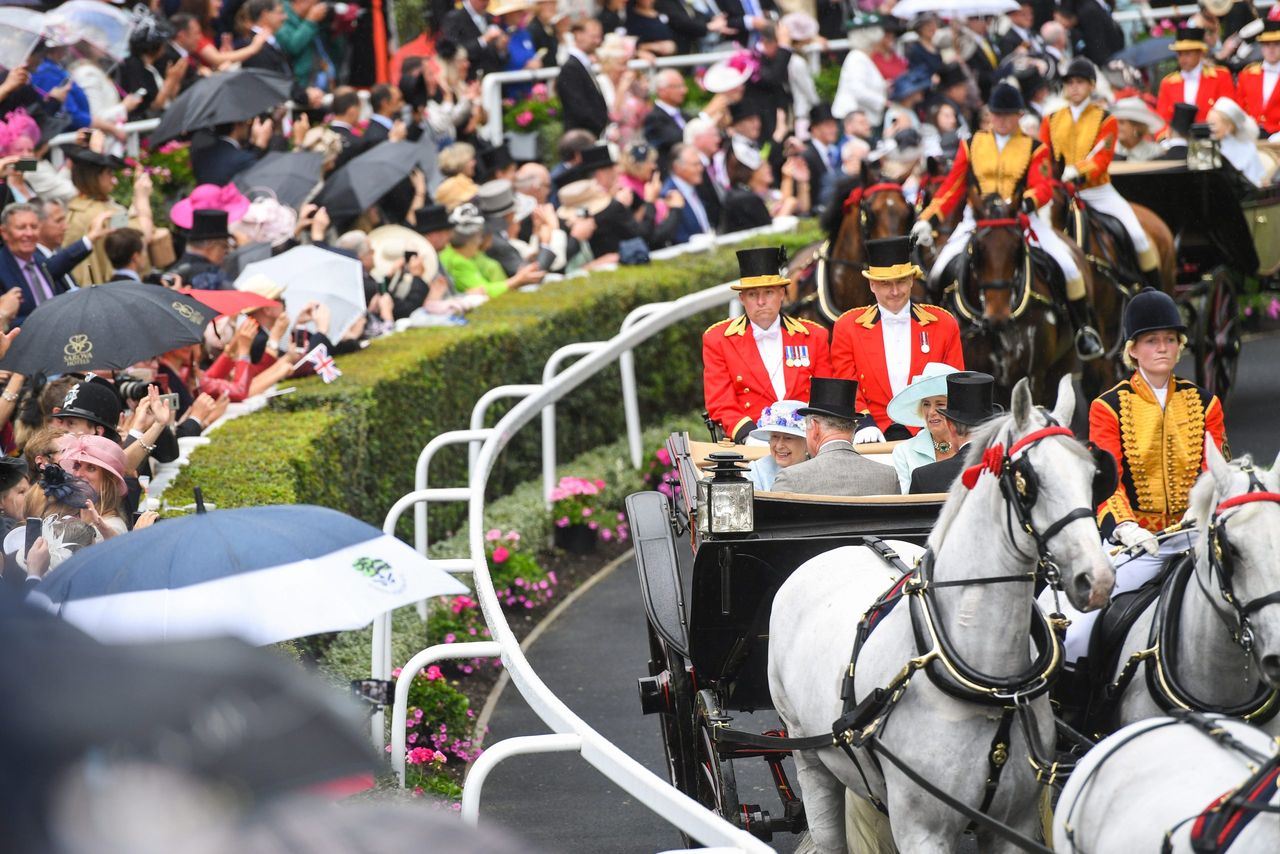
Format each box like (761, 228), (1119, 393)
(704, 317), (733, 335)
(1240, 62), (1263, 76)
(721, 316), (749, 337)
(839, 304), (879, 329)
(911, 303), (952, 325)
(781, 315), (816, 336)
(1165, 71), (1183, 84)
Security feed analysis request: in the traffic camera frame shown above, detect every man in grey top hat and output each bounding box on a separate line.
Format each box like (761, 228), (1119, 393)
(771, 377), (901, 496)
(476, 179), (523, 276)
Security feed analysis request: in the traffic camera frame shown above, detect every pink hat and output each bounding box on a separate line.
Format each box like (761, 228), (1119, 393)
(170, 184), (251, 230)
(56, 434), (128, 492)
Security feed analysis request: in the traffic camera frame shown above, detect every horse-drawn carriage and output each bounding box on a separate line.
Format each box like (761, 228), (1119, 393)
(627, 432), (945, 842)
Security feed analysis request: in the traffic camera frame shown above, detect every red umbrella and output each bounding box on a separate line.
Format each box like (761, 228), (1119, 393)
(179, 288), (277, 317)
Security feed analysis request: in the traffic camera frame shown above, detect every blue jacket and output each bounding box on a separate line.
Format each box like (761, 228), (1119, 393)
(191, 135), (261, 186)
(0, 240), (91, 325)
(32, 60), (91, 130)
(659, 177), (709, 245)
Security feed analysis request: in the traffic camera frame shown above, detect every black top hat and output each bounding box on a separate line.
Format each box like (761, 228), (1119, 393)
(732, 246), (790, 290)
(0, 456), (29, 493)
(63, 144), (127, 171)
(729, 100), (757, 123)
(809, 103), (837, 126)
(1171, 24), (1207, 50)
(797, 377), (859, 420)
(1123, 287), (1186, 341)
(412, 204), (452, 234)
(480, 143), (514, 172)
(1063, 57), (1096, 83)
(937, 372), (999, 426)
(53, 380), (123, 440)
(577, 144), (614, 172)
(863, 236), (921, 281)
(937, 62), (968, 90)
(1169, 102), (1198, 138)
(987, 82), (1025, 113)
(187, 209), (232, 241)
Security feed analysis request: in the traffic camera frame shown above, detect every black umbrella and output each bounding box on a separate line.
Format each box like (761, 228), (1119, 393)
(1108, 36), (1174, 69)
(150, 69), (293, 145)
(234, 150), (326, 210)
(315, 141), (423, 222)
(0, 281), (215, 375)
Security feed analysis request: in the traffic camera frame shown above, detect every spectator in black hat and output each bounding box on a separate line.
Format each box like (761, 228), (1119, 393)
(925, 62), (974, 136)
(167, 210), (236, 291)
(476, 179), (523, 276)
(736, 24), (793, 143)
(1156, 102), (1197, 161)
(909, 372), (1000, 493)
(49, 381), (123, 444)
(802, 105), (843, 213)
(478, 144), (517, 184)
(550, 129), (598, 196)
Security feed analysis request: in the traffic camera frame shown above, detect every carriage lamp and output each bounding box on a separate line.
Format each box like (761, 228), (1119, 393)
(1188, 124), (1222, 172)
(696, 452), (754, 536)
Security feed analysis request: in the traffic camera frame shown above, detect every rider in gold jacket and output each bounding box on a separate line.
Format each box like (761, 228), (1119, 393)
(1039, 58), (1164, 292)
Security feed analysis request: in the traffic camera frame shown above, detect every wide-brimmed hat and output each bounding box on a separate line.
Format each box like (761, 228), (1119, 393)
(489, 0), (532, 16)
(1170, 24), (1208, 51)
(477, 179), (516, 218)
(1123, 287), (1186, 341)
(186, 208), (232, 241)
(864, 236), (922, 282)
(433, 174), (479, 212)
(412, 204), (452, 234)
(749, 399), (808, 441)
(1209, 96), (1259, 141)
(1168, 102), (1198, 138)
(1260, 18), (1280, 43)
(937, 372), (999, 426)
(886, 363), (960, 428)
(0, 456), (28, 493)
(52, 381), (122, 441)
(780, 12), (818, 42)
(368, 224), (437, 281)
(797, 377), (859, 420)
(236, 273), (287, 301)
(890, 68), (932, 101)
(732, 246), (790, 290)
(233, 195), (297, 248)
(170, 183), (250, 230)
(62, 144), (126, 171)
(1111, 97), (1163, 131)
(555, 179), (612, 219)
(845, 12), (890, 31)
(987, 82), (1025, 114)
(703, 56), (753, 93)
(730, 135), (763, 170)
(56, 433), (127, 492)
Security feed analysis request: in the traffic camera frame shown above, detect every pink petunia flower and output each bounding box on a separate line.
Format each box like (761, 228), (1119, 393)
(486, 529), (502, 541)
(492, 546), (510, 563)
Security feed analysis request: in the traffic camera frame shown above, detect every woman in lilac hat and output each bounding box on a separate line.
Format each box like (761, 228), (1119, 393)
(744, 399), (809, 492)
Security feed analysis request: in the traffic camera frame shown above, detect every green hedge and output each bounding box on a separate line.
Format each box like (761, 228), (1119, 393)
(165, 226), (821, 537)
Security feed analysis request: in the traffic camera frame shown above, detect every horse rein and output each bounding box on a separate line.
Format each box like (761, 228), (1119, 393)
(953, 214), (1038, 323)
(1204, 473), (1280, 655)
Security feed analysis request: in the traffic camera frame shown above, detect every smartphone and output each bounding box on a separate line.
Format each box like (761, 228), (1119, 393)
(158, 392), (180, 413)
(14, 159), (37, 173)
(292, 329), (308, 348)
(110, 212), (128, 229)
(535, 246), (556, 271)
(24, 517), (41, 558)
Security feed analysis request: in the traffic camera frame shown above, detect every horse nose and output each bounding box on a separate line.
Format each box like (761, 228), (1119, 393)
(1261, 654), (1280, 687)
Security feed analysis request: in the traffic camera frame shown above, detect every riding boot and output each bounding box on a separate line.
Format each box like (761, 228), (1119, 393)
(1067, 297), (1105, 361)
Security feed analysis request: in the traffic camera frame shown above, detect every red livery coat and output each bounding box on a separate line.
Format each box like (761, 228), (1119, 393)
(702, 314), (831, 440)
(1237, 63), (1280, 135)
(1156, 64), (1236, 124)
(831, 302), (964, 432)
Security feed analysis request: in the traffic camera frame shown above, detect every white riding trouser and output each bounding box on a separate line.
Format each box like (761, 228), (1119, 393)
(1046, 530), (1198, 665)
(1076, 183), (1151, 253)
(934, 206), (1083, 285)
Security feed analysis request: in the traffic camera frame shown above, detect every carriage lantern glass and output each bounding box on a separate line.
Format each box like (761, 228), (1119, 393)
(697, 452), (754, 536)
(1188, 123), (1221, 171)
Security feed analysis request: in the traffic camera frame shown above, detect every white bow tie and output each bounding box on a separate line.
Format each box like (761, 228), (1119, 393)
(881, 312), (910, 326)
(1265, 64), (1280, 75)
(754, 326), (780, 341)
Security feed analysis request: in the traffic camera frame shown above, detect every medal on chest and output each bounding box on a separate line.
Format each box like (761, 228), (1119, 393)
(785, 345), (810, 368)
(920, 330), (931, 354)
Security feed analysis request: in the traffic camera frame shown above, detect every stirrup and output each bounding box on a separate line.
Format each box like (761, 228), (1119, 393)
(1075, 326), (1104, 361)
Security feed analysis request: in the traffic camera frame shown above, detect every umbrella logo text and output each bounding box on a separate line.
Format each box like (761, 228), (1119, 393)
(353, 556), (405, 594)
(172, 301), (203, 324)
(63, 335), (94, 368)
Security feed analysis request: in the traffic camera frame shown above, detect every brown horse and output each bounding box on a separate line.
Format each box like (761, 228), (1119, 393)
(1047, 172), (1177, 393)
(785, 165), (917, 325)
(949, 192), (1087, 408)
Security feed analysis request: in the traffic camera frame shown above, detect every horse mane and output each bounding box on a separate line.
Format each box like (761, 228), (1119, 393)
(820, 173), (864, 238)
(1188, 453), (1258, 538)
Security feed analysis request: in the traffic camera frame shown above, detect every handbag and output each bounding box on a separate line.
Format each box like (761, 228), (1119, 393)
(617, 236), (650, 266)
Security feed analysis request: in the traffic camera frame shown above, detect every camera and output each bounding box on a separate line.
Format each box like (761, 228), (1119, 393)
(115, 375), (152, 402)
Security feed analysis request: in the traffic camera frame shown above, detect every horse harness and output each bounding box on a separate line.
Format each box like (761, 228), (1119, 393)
(1102, 471), (1280, 724)
(715, 423), (1108, 853)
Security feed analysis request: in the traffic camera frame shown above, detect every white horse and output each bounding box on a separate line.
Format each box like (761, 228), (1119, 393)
(768, 376), (1115, 853)
(1053, 714), (1280, 852)
(1099, 442), (1280, 735)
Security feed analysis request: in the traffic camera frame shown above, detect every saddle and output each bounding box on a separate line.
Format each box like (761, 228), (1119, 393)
(1071, 205), (1144, 290)
(1026, 244), (1065, 300)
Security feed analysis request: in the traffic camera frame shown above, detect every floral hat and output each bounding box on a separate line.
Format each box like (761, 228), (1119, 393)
(749, 399), (807, 441)
(886, 362), (959, 428)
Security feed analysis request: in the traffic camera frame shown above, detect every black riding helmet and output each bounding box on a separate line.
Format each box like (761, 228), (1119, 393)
(1063, 58), (1096, 84)
(1123, 287), (1186, 342)
(987, 83), (1024, 114)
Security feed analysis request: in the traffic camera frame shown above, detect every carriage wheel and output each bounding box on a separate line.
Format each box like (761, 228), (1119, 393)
(1191, 270), (1241, 401)
(693, 689), (741, 830)
(644, 625), (699, 798)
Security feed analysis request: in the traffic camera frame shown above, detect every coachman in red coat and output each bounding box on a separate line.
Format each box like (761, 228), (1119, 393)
(703, 247), (832, 442)
(1155, 25), (1237, 123)
(1236, 20), (1280, 136)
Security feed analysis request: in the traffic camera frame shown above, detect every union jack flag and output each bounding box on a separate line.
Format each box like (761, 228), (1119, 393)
(300, 343), (342, 383)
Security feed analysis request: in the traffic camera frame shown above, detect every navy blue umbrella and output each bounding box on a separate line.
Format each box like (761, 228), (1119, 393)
(1109, 37), (1175, 69)
(34, 504), (466, 645)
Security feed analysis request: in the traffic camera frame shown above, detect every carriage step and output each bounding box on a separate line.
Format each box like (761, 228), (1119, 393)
(637, 674), (670, 715)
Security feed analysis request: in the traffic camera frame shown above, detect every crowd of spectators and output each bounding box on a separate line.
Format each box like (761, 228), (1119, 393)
(0, 0), (1278, 582)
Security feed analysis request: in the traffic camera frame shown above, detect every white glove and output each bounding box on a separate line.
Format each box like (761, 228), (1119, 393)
(853, 425), (886, 444)
(1113, 521), (1158, 556)
(910, 219), (933, 248)
(1061, 165), (1080, 183)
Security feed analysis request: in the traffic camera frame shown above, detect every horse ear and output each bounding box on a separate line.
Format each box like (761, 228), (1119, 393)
(1051, 375), (1074, 427)
(1012, 378), (1033, 430)
(1205, 432), (1233, 491)
(862, 158), (880, 184)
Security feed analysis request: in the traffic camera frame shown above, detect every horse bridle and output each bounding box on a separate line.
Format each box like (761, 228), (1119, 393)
(1204, 470), (1280, 655)
(954, 214), (1035, 323)
(826, 182), (916, 270)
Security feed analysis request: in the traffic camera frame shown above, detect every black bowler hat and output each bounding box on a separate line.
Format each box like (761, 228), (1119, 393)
(732, 246), (790, 290)
(798, 377), (859, 420)
(187, 209), (232, 241)
(937, 372), (1000, 426)
(1123, 287), (1186, 342)
(52, 381), (123, 441)
(1063, 57), (1096, 84)
(809, 103), (837, 127)
(937, 62), (968, 90)
(1169, 102), (1198, 139)
(987, 82), (1025, 114)
(864, 236), (922, 282)
(0, 456), (29, 493)
(412, 204), (452, 234)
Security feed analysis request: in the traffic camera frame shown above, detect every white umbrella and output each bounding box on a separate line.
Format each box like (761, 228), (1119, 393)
(44, 0), (135, 61)
(892, 0), (1019, 19)
(237, 245), (366, 343)
(0, 8), (45, 71)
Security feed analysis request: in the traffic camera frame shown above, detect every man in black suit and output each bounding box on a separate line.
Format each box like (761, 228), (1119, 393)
(157, 13), (203, 94)
(719, 0), (776, 46)
(685, 117), (725, 227)
(964, 16), (1001, 101)
(735, 25), (792, 142)
(0, 202), (99, 327)
(643, 70), (690, 168)
(909, 372), (998, 494)
(441, 0), (506, 79)
(1067, 0), (1125, 66)
(657, 0), (730, 55)
(556, 19), (609, 138)
(239, 0), (324, 107)
(996, 0), (1047, 59)
(361, 84), (407, 147)
(190, 118), (273, 186)
(328, 87), (366, 168)
(801, 105), (843, 214)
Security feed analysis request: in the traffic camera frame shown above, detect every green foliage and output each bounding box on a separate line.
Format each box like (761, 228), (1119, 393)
(815, 63), (841, 105)
(502, 83), (562, 133)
